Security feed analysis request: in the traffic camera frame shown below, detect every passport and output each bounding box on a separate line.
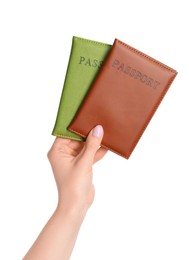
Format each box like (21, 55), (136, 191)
(68, 38), (178, 158)
(52, 36), (111, 140)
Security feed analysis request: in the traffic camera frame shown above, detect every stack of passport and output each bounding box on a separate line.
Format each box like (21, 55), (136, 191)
(52, 36), (177, 159)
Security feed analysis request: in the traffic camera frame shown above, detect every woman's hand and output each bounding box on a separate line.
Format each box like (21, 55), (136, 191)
(48, 125), (107, 215)
(23, 125), (108, 260)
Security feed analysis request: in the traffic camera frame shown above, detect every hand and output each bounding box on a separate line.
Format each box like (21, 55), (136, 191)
(23, 125), (107, 260)
(47, 125), (108, 216)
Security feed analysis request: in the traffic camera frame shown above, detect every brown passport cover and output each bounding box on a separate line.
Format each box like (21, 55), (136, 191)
(68, 39), (178, 159)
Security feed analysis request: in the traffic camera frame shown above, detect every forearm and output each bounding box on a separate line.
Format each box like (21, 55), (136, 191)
(23, 207), (86, 260)
(23, 128), (105, 259)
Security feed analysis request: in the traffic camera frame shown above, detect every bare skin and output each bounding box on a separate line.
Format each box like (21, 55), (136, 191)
(23, 125), (107, 260)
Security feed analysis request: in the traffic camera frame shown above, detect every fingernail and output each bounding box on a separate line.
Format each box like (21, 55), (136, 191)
(92, 125), (103, 137)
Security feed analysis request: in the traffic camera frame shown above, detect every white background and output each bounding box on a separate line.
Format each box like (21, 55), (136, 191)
(0, 0), (189, 259)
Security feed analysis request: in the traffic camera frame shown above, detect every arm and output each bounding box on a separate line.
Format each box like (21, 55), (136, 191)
(23, 125), (107, 260)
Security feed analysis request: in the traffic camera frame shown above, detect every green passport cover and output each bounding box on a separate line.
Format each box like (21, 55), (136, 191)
(52, 36), (111, 140)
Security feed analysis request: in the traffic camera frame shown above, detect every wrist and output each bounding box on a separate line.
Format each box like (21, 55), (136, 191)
(55, 202), (88, 225)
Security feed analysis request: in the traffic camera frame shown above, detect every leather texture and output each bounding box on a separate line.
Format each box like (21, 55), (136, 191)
(52, 36), (111, 140)
(69, 38), (178, 159)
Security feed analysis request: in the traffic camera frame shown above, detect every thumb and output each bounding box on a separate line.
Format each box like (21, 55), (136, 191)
(80, 125), (104, 163)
